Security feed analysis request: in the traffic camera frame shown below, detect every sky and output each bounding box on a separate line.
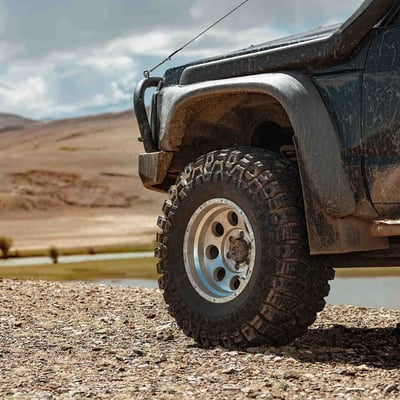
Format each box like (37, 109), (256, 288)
(0, 0), (363, 120)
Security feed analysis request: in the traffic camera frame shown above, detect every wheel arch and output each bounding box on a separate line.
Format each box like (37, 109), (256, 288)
(159, 72), (356, 218)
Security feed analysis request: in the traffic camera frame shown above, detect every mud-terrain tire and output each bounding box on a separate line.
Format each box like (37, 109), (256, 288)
(156, 148), (334, 348)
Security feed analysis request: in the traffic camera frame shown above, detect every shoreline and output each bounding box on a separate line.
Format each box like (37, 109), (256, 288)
(2, 242), (155, 259)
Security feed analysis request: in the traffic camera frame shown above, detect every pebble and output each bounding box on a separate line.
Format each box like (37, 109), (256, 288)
(282, 370), (301, 379)
(383, 384), (398, 394)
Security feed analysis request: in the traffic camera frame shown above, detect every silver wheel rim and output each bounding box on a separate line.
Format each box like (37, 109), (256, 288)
(184, 198), (256, 303)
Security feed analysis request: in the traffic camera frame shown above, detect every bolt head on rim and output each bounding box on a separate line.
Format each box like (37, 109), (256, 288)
(183, 198), (256, 303)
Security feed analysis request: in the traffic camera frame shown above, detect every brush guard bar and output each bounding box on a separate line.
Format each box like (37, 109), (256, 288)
(134, 77), (163, 153)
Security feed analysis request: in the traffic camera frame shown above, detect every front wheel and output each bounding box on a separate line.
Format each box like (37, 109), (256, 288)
(156, 148), (333, 348)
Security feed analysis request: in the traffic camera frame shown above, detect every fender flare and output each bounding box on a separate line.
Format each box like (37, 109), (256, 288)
(158, 73), (356, 218)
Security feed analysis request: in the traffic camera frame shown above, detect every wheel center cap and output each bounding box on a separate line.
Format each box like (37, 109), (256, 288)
(229, 238), (249, 264)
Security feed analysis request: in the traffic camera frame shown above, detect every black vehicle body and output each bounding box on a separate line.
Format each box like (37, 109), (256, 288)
(135, 0), (400, 267)
(134, 0), (400, 348)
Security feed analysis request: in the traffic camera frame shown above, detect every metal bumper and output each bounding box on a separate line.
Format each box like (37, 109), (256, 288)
(138, 151), (173, 189)
(134, 77), (172, 190)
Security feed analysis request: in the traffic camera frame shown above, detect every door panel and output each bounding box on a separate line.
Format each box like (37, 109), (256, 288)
(362, 25), (400, 216)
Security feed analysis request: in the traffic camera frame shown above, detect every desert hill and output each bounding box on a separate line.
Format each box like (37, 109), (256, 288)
(0, 112), (39, 133)
(0, 110), (163, 211)
(0, 110), (165, 250)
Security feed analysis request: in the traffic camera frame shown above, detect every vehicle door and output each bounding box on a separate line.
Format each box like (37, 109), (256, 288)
(362, 19), (400, 216)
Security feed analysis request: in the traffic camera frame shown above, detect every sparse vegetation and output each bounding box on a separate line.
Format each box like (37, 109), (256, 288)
(49, 246), (59, 264)
(0, 236), (13, 258)
(59, 146), (81, 152)
(6, 242), (154, 259)
(59, 146), (103, 152)
(0, 257), (158, 281)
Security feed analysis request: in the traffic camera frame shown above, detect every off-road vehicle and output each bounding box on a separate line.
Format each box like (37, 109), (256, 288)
(134, 0), (400, 348)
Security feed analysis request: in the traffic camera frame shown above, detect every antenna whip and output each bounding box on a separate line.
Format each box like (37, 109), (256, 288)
(144, 0), (250, 77)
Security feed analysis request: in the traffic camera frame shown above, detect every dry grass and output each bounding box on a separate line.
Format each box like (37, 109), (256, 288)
(0, 257), (158, 281)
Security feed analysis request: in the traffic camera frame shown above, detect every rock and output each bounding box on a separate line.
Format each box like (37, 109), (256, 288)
(354, 364), (371, 371)
(132, 348), (146, 356)
(221, 367), (239, 374)
(282, 370), (301, 379)
(345, 387), (365, 393)
(246, 346), (267, 354)
(222, 384), (240, 391)
(383, 384), (398, 394)
(155, 354), (167, 364)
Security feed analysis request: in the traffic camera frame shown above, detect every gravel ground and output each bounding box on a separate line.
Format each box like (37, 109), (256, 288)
(0, 279), (399, 399)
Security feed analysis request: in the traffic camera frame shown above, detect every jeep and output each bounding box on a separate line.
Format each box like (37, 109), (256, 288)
(134, 0), (400, 348)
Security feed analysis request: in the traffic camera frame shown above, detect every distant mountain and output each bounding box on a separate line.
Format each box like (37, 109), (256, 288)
(0, 112), (39, 133)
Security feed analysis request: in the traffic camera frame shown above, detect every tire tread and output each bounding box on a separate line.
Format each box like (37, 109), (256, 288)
(156, 147), (333, 348)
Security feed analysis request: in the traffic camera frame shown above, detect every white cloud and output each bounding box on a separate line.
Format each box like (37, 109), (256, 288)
(0, 42), (25, 62)
(0, 28), (197, 119)
(106, 31), (176, 57)
(0, 76), (52, 113)
(0, 0), (364, 119)
(0, 45), (139, 119)
(80, 55), (135, 74)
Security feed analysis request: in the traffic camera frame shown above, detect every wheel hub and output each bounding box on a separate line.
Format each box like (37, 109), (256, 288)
(183, 198), (256, 303)
(228, 236), (250, 264)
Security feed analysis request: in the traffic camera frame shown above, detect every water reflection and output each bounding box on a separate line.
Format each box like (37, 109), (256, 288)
(0, 252), (154, 267)
(328, 276), (399, 309)
(103, 276), (399, 310)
